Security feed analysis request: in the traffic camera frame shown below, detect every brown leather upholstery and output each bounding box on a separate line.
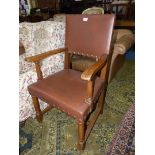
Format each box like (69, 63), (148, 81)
(28, 69), (105, 122)
(26, 14), (115, 150)
(66, 14), (115, 57)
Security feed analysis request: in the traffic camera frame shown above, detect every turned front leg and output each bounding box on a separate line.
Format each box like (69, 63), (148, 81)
(77, 122), (86, 150)
(31, 96), (43, 122)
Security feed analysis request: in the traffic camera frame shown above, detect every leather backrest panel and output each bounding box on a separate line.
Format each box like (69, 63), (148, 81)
(66, 14), (115, 58)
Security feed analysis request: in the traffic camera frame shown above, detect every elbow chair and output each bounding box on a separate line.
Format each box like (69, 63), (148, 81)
(26, 14), (115, 150)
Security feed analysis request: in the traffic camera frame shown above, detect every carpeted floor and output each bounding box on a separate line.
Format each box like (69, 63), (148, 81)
(20, 60), (135, 155)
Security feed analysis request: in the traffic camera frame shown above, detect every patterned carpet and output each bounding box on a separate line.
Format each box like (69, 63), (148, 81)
(20, 60), (135, 155)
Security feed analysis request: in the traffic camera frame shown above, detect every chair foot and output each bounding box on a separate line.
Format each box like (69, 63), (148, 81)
(98, 90), (107, 115)
(100, 109), (103, 115)
(77, 141), (85, 150)
(36, 113), (43, 123)
(77, 122), (85, 150)
(98, 94), (104, 115)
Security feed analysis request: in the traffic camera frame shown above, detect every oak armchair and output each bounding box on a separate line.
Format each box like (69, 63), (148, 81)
(26, 14), (115, 150)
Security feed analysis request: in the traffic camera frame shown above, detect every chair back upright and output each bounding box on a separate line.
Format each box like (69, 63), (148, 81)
(65, 14), (115, 59)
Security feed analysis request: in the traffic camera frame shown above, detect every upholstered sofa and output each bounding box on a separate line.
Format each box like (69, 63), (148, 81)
(19, 19), (134, 122)
(19, 21), (65, 122)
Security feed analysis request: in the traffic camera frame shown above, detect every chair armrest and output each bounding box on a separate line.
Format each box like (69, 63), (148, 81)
(25, 48), (68, 63)
(19, 53), (34, 74)
(81, 55), (107, 81)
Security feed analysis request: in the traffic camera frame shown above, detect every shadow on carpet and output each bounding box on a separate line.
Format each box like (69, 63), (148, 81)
(20, 60), (135, 155)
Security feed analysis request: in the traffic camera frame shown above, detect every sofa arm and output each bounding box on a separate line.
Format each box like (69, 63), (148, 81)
(19, 53), (35, 74)
(114, 33), (134, 55)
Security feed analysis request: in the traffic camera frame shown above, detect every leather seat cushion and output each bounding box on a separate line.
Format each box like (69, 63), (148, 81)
(28, 69), (105, 121)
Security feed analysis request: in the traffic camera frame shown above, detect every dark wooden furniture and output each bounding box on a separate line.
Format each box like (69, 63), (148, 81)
(115, 20), (135, 27)
(60, 0), (104, 14)
(111, 0), (133, 20)
(19, 15), (44, 23)
(115, 20), (135, 30)
(19, 7), (55, 23)
(25, 14), (115, 150)
(102, 0), (112, 13)
(36, 0), (57, 11)
(26, 0), (59, 21)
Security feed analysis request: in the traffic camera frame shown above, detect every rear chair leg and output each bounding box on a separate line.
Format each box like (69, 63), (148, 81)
(77, 122), (86, 150)
(98, 89), (107, 114)
(98, 89), (106, 115)
(32, 96), (43, 123)
(98, 93), (103, 114)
